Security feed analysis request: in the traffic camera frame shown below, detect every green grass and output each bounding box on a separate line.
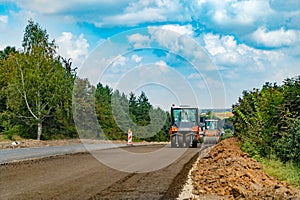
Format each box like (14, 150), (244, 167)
(220, 129), (234, 141)
(0, 133), (23, 142)
(259, 157), (300, 189)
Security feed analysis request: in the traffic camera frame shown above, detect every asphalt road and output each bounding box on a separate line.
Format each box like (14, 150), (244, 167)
(0, 143), (126, 164)
(0, 144), (203, 200)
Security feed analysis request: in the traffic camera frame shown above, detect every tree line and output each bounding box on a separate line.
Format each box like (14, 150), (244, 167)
(231, 77), (300, 164)
(0, 20), (170, 142)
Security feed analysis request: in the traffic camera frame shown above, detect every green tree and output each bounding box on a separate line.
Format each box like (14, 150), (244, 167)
(44, 57), (77, 139)
(73, 78), (99, 139)
(128, 92), (138, 123)
(232, 76), (300, 163)
(0, 46), (16, 60)
(275, 118), (300, 163)
(274, 76), (300, 163)
(0, 46), (17, 116)
(94, 83), (116, 139)
(136, 91), (151, 126)
(5, 20), (69, 140)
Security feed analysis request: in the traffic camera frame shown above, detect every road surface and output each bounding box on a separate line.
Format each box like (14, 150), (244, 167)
(0, 143), (126, 164)
(0, 144), (206, 200)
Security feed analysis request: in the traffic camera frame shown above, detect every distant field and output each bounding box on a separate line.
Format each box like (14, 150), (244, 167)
(214, 112), (233, 120)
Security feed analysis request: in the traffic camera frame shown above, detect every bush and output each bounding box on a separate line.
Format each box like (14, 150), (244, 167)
(220, 129), (234, 141)
(232, 76), (300, 163)
(275, 118), (300, 163)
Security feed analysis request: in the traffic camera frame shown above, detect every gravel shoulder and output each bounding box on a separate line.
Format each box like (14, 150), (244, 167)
(0, 138), (168, 149)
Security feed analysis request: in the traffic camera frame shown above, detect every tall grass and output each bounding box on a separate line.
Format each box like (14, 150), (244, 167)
(259, 157), (300, 189)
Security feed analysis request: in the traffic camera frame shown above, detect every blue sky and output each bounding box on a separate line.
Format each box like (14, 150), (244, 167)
(1, 0), (300, 110)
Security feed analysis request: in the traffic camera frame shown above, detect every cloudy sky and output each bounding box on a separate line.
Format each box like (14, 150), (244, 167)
(1, 0), (300, 110)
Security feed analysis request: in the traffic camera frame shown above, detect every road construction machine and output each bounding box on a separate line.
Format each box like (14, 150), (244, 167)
(169, 105), (200, 148)
(203, 119), (220, 144)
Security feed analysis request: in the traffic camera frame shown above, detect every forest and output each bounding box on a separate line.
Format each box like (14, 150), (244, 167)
(0, 20), (169, 142)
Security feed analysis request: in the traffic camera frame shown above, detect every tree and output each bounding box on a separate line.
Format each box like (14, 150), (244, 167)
(136, 91), (151, 126)
(231, 76), (300, 162)
(45, 57), (77, 139)
(5, 20), (68, 140)
(0, 46), (17, 111)
(128, 92), (138, 123)
(73, 78), (99, 139)
(0, 46), (16, 60)
(22, 19), (56, 55)
(94, 83), (116, 139)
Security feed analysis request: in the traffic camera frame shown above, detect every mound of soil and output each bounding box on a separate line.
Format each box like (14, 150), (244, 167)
(191, 137), (300, 200)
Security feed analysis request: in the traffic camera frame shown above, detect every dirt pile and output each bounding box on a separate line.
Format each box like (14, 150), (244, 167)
(191, 137), (300, 200)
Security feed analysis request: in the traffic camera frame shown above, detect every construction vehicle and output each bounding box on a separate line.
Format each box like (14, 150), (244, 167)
(169, 105), (200, 148)
(203, 119), (220, 144)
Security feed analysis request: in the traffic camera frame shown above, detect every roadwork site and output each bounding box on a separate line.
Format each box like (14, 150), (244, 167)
(1, 139), (300, 199)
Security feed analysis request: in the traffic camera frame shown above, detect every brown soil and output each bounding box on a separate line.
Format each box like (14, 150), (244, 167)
(0, 138), (168, 149)
(191, 137), (300, 199)
(0, 138), (82, 149)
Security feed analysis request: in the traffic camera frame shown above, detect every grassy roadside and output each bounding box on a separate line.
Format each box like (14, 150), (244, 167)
(258, 157), (300, 189)
(0, 134), (22, 142)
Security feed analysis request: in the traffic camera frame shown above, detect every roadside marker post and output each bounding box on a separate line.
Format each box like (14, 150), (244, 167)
(128, 129), (133, 145)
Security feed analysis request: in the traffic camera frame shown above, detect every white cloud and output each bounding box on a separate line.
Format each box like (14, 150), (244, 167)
(0, 15), (8, 24)
(251, 27), (300, 48)
(131, 54), (142, 63)
(112, 55), (127, 67)
(148, 25), (192, 53)
(203, 34), (226, 56)
(148, 25), (216, 71)
(13, 0), (190, 27)
(203, 33), (285, 74)
(158, 24), (193, 36)
(196, 0), (273, 27)
(102, 54), (141, 80)
(155, 60), (169, 72)
(127, 33), (150, 48)
(56, 32), (89, 68)
(100, 0), (190, 27)
(99, 7), (167, 27)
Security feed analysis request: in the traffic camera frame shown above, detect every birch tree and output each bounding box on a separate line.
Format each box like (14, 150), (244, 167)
(6, 20), (66, 140)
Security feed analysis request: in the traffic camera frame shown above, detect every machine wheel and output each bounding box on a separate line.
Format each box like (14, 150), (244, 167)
(203, 136), (219, 145)
(185, 135), (193, 148)
(178, 135), (184, 148)
(171, 135), (177, 148)
(192, 139), (198, 148)
(171, 135), (183, 148)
